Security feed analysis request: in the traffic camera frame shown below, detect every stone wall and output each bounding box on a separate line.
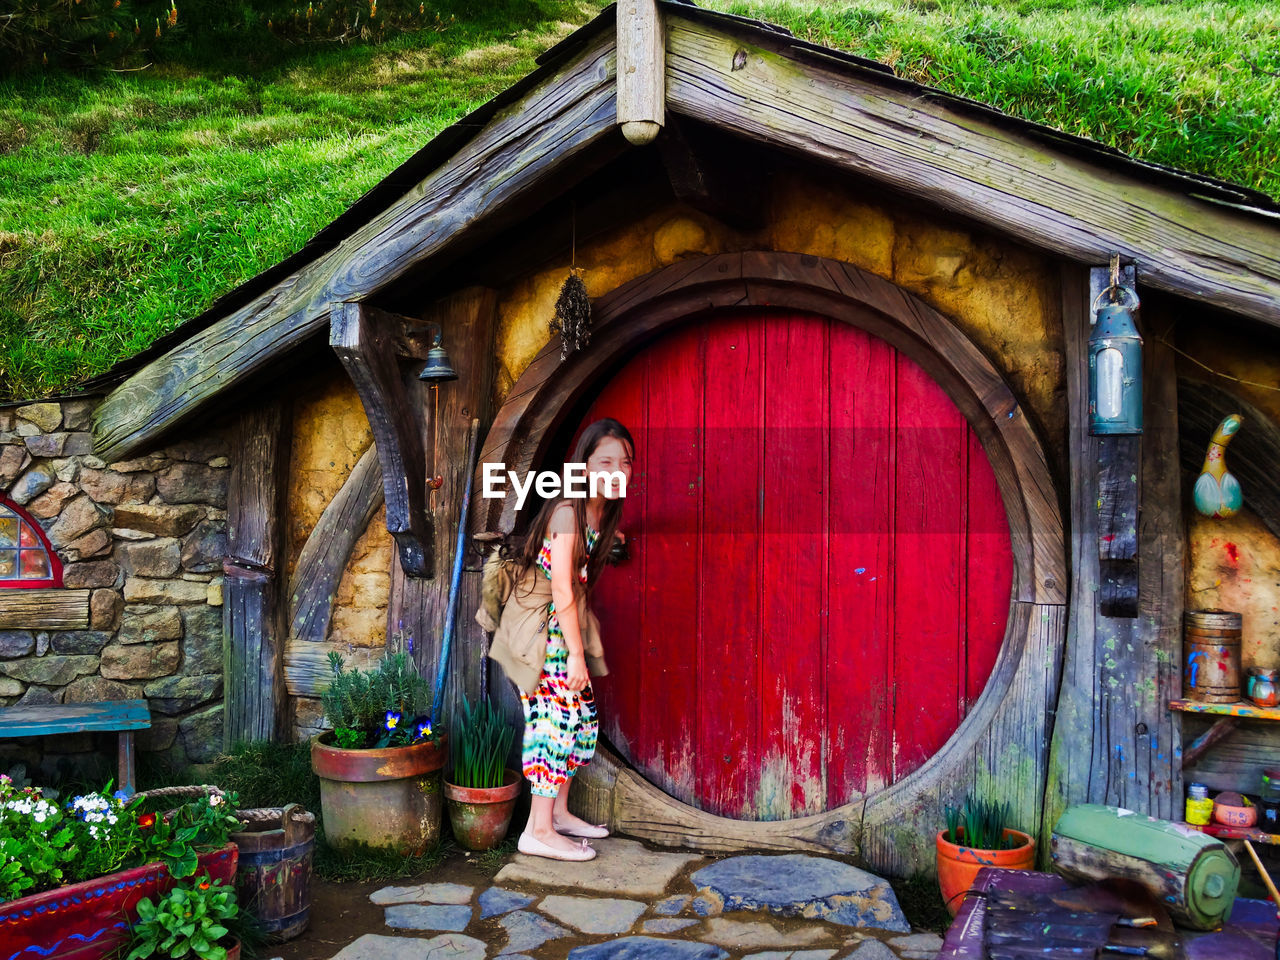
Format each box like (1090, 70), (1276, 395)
(0, 397), (230, 775)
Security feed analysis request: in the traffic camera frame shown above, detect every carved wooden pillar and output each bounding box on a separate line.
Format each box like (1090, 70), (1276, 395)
(223, 400), (292, 746)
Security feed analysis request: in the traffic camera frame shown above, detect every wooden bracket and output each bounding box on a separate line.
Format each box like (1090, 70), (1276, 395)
(1091, 261), (1140, 618)
(331, 301), (434, 578)
(657, 114), (768, 230)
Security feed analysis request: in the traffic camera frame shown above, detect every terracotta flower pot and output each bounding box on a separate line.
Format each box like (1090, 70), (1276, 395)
(311, 732), (448, 855)
(935, 827), (1035, 916)
(443, 769), (522, 851)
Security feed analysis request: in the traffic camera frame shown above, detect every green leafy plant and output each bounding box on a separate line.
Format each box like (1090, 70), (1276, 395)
(943, 795), (1020, 851)
(449, 695), (514, 789)
(321, 651), (437, 749)
(0, 775), (76, 902)
(137, 791), (238, 879)
(126, 875), (239, 960)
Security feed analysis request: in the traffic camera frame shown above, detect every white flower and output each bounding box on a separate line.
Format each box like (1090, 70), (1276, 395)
(209, 795), (223, 807)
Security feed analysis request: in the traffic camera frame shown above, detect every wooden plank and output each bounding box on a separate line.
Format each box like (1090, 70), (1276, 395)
(91, 29), (621, 462)
(0, 700), (151, 736)
(1181, 713), (1280, 793)
(1182, 822), (1280, 845)
(616, 0), (664, 140)
(284, 641), (384, 698)
(0, 589), (90, 629)
(698, 313), (762, 817)
(966, 428), (1013, 714)
(663, 14), (1280, 325)
(288, 444), (383, 646)
(761, 312), (827, 817)
(1171, 699), (1280, 721)
(1045, 265), (1184, 827)
(388, 288), (498, 734)
(828, 315), (894, 798)
(892, 348), (965, 779)
(224, 401), (292, 747)
(331, 302), (433, 578)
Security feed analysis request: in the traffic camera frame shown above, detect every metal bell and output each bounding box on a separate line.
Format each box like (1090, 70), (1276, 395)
(417, 332), (458, 383)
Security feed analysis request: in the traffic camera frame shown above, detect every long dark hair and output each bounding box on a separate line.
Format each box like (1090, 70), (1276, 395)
(514, 417), (634, 601)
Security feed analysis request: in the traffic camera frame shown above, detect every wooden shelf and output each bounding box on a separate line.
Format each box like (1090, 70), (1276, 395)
(1179, 821), (1280, 846)
(1169, 699), (1280, 721)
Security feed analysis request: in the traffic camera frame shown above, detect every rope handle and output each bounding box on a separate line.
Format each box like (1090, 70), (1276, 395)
(134, 784), (313, 828)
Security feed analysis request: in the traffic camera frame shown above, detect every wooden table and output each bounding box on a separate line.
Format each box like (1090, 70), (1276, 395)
(0, 699), (151, 795)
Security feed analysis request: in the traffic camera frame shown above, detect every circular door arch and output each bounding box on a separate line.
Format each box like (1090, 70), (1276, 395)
(477, 252), (1065, 855)
(570, 309), (1012, 820)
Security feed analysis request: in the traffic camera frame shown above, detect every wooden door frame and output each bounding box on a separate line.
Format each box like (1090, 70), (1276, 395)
(476, 251), (1067, 874)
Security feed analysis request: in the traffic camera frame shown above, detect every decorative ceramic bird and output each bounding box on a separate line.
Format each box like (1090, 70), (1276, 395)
(1194, 414), (1244, 518)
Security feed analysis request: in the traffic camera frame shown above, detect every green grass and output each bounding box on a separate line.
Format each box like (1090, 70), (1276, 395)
(1, 0), (1276, 402)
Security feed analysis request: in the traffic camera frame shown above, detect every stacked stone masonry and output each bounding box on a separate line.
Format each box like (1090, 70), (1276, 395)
(0, 399), (230, 771)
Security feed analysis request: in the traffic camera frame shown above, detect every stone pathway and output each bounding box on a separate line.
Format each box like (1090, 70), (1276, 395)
(325, 838), (943, 960)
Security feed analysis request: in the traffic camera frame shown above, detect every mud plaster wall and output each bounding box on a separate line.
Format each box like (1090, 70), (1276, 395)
(1180, 320), (1280, 671)
(492, 167), (1067, 472)
(286, 376), (392, 739)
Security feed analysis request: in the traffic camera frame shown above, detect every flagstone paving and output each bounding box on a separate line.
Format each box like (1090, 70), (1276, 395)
(324, 837), (943, 960)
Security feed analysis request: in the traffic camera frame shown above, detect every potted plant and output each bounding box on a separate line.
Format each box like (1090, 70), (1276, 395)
(936, 795), (1035, 915)
(0, 778), (238, 960)
(443, 695), (520, 851)
(126, 874), (241, 960)
(311, 651), (448, 854)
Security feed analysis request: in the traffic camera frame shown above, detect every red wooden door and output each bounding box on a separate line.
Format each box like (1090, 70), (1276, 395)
(574, 310), (1012, 820)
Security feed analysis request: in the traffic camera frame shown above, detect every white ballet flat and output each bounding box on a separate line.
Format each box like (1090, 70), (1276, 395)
(518, 830), (597, 861)
(553, 818), (609, 839)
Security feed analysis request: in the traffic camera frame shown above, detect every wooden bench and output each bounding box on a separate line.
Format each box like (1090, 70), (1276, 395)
(0, 699), (151, 795)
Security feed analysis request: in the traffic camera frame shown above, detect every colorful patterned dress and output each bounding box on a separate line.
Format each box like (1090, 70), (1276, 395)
(520, 523), (601, 797)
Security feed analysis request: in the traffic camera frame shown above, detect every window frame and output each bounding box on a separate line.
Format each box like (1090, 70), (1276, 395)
(0, 495), (64, 588)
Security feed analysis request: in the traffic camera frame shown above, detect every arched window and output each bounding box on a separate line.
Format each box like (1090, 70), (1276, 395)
(0, 496), (62, 588)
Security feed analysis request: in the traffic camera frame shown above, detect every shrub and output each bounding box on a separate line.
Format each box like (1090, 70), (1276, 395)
(320, 650), (436, 749)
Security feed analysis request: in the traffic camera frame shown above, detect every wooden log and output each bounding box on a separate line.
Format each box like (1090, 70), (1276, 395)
(287, 443), (383, 646)
(388, 288), (498, 730)
(1045, 266), (1184, 827)
(663, 15), (1280, 325)
(91, 28), (621, 462)
(224, 402), (292, 746)
(331, 302), (433, 578)
(0, 590), (89, 629)
(616, 0), (664, 144)
(284, 640), (384, 698)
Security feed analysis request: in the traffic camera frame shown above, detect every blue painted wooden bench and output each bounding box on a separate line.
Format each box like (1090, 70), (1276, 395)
(0, 699), (151, 795)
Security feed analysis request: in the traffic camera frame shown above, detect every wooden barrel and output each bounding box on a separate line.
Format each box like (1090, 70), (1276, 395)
(1184, 610), (1242, 704)
(230, 804), (315, 941)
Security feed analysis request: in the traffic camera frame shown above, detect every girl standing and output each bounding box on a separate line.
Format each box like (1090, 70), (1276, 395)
(487, 418), (634, 861)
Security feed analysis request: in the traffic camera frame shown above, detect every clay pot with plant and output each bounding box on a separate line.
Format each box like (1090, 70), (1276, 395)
(310, 651), (448, 855)
(443, 695), (520, 851)
(936, 796), (1035, 915)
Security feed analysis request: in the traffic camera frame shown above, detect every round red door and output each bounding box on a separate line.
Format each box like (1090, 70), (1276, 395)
(573, 310), (1012, 820)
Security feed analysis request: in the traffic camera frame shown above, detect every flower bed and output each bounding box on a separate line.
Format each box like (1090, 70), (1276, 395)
(0, 776), (242, 960)
(0, 844), (237, 960)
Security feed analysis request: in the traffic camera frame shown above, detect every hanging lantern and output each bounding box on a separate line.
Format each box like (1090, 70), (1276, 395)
(1088, 283), (1142, 436)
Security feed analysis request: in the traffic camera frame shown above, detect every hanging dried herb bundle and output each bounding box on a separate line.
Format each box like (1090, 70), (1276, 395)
(550, 271), (591, 361)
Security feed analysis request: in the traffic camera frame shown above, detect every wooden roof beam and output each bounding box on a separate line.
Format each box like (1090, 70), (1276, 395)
(617, 0), (665, 145)
(663, 14), (1280, 325)
(90, 28), (622, 463)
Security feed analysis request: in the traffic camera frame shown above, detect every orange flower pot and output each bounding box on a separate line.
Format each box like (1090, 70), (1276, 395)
(935, 827), (1035, 916)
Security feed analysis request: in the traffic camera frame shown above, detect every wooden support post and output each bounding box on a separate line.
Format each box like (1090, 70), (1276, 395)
(1092, 263), (1140, 618)
(117, 731), (136, 796)
(617, 0), (664, 144)
(1045, 265), (1184, 824)
(389, 288), (498, 728)
(331, 302), (434, 578)
(224, 401), (292, 747)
